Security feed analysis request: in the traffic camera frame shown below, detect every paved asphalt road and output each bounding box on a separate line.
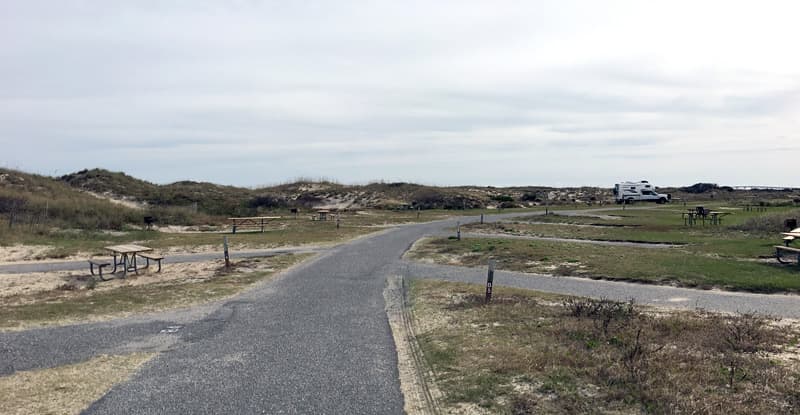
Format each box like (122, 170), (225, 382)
(2, 209), (800, 414)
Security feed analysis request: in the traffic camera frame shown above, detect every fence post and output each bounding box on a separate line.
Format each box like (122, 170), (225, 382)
(480, 213), (484, 224)
(485, 260), (495, 303)
(224, 236), (230, 268)
(457, 221), (461, 240)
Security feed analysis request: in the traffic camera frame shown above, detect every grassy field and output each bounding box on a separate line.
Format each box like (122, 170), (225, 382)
(0, 253), (310, 330)
(410, 279), (800, 414)
(407, 236), (800, 292)
(464, 205), (800, 258)
(403, 204), (800, 292)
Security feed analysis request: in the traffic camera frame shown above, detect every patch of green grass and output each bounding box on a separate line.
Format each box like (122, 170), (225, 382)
(473, 205), (797, 258)
(408, 237), (800, 292)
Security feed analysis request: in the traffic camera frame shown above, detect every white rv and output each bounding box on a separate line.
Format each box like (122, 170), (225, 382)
(614, 181), (670, 204)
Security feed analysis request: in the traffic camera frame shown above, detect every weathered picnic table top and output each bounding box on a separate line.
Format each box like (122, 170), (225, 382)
(228, 216), (281, 221)
(105, 244), (153, 254)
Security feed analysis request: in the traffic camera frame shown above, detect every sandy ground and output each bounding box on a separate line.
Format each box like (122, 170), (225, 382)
(384, 276), (442, 415)
(154, 225), (227, 233)
(85, 191), (145, 210)
(0, 352), (155, 415)
(0, 245), (95, 265)
(0, 259), (274, 306)
(0, 240), (328, 265)
(0, 244), (55, 263)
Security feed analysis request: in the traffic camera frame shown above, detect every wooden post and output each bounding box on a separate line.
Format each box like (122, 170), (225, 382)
(336, 217), (340, 229)
(480, 213), (484, 224)
(457, 222), (461, 241)
(485, 260), (495, 303)
(224, 236), (230, 268)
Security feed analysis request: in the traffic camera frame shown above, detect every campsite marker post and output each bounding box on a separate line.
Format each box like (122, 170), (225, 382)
(485, 260), (495, 303)
(224, 236), (230, 268)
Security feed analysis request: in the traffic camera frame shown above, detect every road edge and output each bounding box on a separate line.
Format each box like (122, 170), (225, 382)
(384, 275), (442, 415)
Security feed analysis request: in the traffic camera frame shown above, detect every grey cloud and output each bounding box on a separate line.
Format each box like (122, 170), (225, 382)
(2, 1), (799, 187)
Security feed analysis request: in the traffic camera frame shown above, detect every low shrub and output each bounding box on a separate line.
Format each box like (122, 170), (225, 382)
(733, 209), (800, 233)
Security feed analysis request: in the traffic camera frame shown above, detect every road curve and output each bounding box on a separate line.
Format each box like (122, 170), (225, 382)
(1, 209), (799, 414)
(80, 222), (451, 414)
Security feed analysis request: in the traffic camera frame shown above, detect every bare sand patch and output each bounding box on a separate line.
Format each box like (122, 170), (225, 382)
(154, 225), (227, 233)
(1, 254), (310, 331)
(0, 245), (54, 263)
(0, 270), (78, 299)
(0, 258), (281, 307)
(85, 191), (145, 210)
(384, 276), (442, 415)
(0, 353), (155, 415)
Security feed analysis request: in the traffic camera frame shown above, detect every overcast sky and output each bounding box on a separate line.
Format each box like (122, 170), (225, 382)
(1, 1), (799, 187)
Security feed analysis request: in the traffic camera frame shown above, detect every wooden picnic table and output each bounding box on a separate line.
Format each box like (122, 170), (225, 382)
(682, 209), (730, 226)
(105, 244), (153, 277)
(776, 228), (800, 264)
(229, 216), (281, 233)
(780, 229), (800, 245)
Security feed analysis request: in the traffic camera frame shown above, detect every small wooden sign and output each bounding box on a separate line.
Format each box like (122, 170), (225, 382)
(223, 236), (230, 268)
(485, 260), (495, 303)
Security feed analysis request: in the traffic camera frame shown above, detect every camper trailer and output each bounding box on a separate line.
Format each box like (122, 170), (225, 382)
(614, 181), (670, 204)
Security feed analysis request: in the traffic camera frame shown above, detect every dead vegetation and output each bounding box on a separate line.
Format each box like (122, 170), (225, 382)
(410, 280), (800, 414)
(0, 353), (155, 415)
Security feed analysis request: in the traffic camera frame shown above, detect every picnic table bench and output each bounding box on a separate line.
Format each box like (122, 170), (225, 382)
(138, 252), (165, 272)
(88, 259), (112, 281)
(229, 216), (281, 233)
(776, 228), (800, 264)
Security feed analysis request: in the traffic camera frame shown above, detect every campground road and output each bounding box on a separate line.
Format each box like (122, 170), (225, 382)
(2, 208), (800, 414)
(404, 262), (800, 318)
